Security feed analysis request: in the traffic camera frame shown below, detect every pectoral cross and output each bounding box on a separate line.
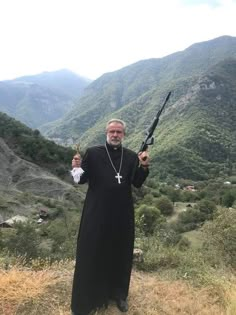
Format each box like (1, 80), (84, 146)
(115, 173), (122, 184)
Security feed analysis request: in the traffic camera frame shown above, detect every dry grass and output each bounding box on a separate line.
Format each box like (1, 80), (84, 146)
(0, 263), (235, 315)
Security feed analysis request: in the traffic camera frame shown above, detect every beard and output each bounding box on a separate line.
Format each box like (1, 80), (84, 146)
(107, 136), (122, 147)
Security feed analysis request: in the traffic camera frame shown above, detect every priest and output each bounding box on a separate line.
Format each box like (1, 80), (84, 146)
(71, 119), (150, 315)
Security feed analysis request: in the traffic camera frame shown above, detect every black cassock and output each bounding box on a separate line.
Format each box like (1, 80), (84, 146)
(71, 143), (149, 314)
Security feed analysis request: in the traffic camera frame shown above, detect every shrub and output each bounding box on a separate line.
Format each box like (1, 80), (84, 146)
(176, 208), (207, 232)
(222, 190), (236, 207)
(202, 207), (236, 267)
(154, 196), (174, 215)
(197, 199), (216, 217)
(136, 205), (162, 235)
(4, 223), (40, 261)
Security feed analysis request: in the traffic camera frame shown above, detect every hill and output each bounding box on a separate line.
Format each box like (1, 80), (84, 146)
(0, 69), (91, 129)
(14, 69), (92, 99)
(42, 36), (236, 180)
(0, 112), (84, 219)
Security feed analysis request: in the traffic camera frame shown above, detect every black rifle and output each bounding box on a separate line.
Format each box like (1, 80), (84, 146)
(139, 91), (171, 156)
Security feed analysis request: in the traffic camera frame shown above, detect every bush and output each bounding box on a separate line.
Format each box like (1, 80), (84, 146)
(202, 207), (236, 267)
(4, 223), (40, 261)
(177, 208), (207, 232)
(136, 205), (162, 235)
(222, 190), (236, 207)
(137, 237), (182, 271)
(197, 199), (216, 217)
(154, 196), (174, 215)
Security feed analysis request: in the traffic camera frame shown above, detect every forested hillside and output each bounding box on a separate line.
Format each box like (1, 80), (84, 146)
(42, 36), (236, 180)
(0, 112), (75, 179)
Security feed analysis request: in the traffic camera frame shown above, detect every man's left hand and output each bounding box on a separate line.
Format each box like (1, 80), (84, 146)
(138, 151), (150, 167)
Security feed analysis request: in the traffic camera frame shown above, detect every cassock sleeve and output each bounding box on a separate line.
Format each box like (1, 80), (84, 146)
(132, 158), (149, 188)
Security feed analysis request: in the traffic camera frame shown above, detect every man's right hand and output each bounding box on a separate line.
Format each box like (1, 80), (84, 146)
(72, 154), (81, 168)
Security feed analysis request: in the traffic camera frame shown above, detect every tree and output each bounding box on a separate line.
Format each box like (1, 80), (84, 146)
(222, 190), (236, 207)
(154, 196), (174, 215)
(203, 208), (236, 267)
(198, 199), (216, 217)
(136, 204), (162, 235)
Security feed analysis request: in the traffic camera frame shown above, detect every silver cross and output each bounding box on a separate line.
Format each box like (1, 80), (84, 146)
(115, 173), (122, 184)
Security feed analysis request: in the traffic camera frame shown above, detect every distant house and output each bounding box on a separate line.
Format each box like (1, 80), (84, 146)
(0, 215), (28, 228)
(184, 185), (196, 192)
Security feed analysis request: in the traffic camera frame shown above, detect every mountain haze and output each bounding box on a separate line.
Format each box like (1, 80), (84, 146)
(0, 70), (91, 129)
(14, 69), (92, 99)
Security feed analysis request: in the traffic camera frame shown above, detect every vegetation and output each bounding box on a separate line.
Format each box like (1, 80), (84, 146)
(40, 37), (236, 181)
(1, 36), (236, 314)
(0, 177), (236, 314)
(0, 112), (75, 179)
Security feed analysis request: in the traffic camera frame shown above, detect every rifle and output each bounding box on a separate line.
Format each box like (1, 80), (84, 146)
(139, 91), (171, 158)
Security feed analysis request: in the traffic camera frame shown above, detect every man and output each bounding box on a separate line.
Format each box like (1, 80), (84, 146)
(71, 119), (150, 315)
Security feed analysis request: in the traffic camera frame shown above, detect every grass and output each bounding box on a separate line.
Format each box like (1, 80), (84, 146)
(0, 259), (235, 315)
(168, 202), (196, 223)
(183, 229), (204, 249)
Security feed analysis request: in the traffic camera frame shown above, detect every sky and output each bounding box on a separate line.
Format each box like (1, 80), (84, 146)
(0, 0), (236, 81)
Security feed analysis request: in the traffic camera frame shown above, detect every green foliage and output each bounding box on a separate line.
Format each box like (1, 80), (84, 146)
(222, 189), (236, 207)
(181, 190), (199, 202)
(136, 204), (163, 235)
(3, 223), (40, 261)
(202, 207), (236, 267)
(154, 196), (174, 215)
(177, 208), (207, 232)
(197, 199), (217, 216)
(0, 112), (75, 179)
(41, 38), (236, 181)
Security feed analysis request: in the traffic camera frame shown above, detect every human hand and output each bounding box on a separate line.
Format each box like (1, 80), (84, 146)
(138, 151), (150, 167)
(72, 154), (81, 168)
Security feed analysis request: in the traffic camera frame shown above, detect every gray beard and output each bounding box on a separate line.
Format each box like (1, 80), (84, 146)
(106, 139), (122, 148)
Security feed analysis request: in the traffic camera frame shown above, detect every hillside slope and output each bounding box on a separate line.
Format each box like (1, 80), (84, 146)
(0, 112), (85, 219)
(42, 36), (236, 145)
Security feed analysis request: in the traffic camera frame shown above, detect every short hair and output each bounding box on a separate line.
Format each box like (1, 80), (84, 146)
(106, 119), (126, 133)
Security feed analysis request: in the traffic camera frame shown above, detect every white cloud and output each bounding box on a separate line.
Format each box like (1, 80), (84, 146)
(0, 0), (235, 80)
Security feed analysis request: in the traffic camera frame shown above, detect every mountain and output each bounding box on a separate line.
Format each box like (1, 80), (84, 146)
(41, 36), (236, 180)
(0, 70), (92, 129)
(0, 112), (84, 218)
(42, 36), (236, 142)
(0, 112), (78, 181)
(14, 69), (92, 99)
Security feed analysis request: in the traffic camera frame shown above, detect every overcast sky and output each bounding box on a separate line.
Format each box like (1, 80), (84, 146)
(0, 0), (235, 81)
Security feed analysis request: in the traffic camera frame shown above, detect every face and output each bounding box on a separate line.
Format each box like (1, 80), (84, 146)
(106, 122), (125, 147)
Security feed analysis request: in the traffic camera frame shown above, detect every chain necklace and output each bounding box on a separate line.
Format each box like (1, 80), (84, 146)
(105, 143), (123, 184)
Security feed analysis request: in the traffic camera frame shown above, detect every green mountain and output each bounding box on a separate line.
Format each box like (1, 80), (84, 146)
(0, 70), (91, 129)
(0, 112), (75, 180)
(42, 36), (236, 141)
(41, 36), (236, 180)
